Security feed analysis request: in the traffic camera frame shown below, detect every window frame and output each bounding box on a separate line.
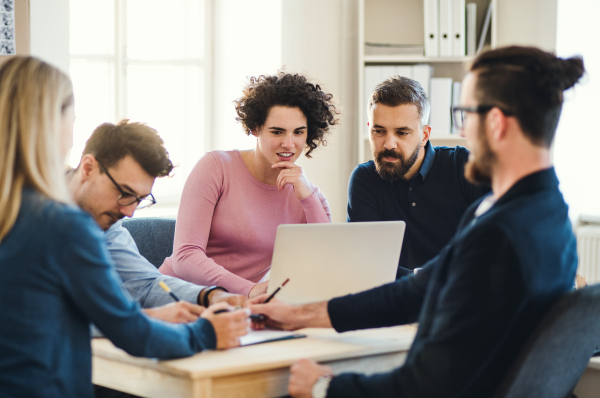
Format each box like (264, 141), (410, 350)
(69, 0), (214, 212)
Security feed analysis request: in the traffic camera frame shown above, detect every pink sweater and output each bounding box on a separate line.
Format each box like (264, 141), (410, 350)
(159, 150), (331, 296)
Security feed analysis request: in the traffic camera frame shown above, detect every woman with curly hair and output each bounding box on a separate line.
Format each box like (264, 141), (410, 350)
(159, 71), (339, 298)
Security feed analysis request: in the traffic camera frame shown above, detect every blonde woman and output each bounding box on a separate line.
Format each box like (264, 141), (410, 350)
(0, 57), (247, 398)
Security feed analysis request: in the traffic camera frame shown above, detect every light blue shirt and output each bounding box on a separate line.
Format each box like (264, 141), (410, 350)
(104, 220), (205, 307)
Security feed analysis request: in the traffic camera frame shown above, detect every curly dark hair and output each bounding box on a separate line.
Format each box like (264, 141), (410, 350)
(234, 71), (340, 158)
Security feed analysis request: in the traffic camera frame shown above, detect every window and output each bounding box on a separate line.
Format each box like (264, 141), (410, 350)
(554, 0), (600, 222)
(69, 0), (207, 214)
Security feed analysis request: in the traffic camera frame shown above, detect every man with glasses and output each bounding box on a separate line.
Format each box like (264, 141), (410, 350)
(251, 46), (582, 397)
(67, 120), (245, 325)
(348, 76), (489, 277)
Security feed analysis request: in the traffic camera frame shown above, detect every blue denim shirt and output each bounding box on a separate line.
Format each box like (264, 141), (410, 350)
(105, 220), (204, 307)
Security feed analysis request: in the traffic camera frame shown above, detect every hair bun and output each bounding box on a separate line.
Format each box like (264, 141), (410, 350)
(555, 56), (585, 91)
(534, 54), (584, 104)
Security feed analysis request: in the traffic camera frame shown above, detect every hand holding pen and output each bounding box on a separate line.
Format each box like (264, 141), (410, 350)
(247, 278), (290, 328)
(140, 281), (204, 323)
(159, 281), (249, 348)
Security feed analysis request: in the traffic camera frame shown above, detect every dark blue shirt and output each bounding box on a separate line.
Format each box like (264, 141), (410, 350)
(0, 189), (216, 398)
(347, 142), (490, 276)
(328, 168), (577, 397)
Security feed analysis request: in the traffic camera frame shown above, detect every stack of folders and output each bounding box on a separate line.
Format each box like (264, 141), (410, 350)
(364, 67), (461, 138)
(364, 65), (433, 137)
(425, 0), (487, 57)
(430, 78), (462, 137)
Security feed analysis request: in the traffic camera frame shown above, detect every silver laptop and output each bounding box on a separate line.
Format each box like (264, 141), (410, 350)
(267, 221), (405, 304)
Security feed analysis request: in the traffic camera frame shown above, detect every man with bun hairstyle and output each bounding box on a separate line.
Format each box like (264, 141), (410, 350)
(250, 46), (584, 397)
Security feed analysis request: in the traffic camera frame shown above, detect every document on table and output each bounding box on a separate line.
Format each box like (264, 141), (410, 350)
(240, 329), (306, 346)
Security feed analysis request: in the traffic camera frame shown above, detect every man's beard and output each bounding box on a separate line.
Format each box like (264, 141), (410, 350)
(75, 193), (124, 231)
(373, 142), (421, 181)
(465, 124), (496, 185)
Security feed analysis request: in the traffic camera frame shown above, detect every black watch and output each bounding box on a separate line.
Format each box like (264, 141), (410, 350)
(202, 285), (228, 307)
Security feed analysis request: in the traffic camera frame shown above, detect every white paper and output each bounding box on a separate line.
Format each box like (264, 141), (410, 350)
(0, 0), (16, 55)
(240, 329), (305, 346)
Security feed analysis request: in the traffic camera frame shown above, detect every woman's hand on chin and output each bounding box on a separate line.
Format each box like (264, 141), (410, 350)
(272, 162), (314, 200)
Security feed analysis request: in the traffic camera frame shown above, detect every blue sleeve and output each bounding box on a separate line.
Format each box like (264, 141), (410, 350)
(326, 227), (524, 398)
(347, 164), (381, 222)
(104, 222), (204, 307)
(55, 211), (216, 358)
(328, 256), (434, 332)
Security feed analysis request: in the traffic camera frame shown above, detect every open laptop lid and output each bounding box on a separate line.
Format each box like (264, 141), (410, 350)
(267, 221), (405, 304)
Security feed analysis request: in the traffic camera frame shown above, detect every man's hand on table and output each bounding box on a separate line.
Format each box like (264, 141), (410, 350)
(288, 358), (333, 398)
(201, 302), (250, 349)
(143, 301), (205, 323)
(248, 295), (332, 330)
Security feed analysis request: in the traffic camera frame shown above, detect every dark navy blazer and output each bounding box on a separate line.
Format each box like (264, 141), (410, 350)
(328, 168), (577, 397)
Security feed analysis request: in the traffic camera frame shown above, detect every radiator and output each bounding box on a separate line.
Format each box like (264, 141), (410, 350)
(577, 226), (600, 284)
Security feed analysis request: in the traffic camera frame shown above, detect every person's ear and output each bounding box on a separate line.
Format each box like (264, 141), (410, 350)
(487, 108), (508, 144)
(421, 125), (431, 147)
(79, 154), (97, 181)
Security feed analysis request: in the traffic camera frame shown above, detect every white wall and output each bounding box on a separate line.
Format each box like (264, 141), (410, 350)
(495, 0), (557, 52)
(554, 0), (600, 223)
(29, 0), (70, 74)
(210, 0), (283, 151)
(281, 0), (360, 222)
(210, 0), (360, 222)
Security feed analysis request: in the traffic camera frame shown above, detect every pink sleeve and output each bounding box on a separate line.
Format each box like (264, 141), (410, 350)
(299, 185), (332, 223)
(171, 153), (256, 296)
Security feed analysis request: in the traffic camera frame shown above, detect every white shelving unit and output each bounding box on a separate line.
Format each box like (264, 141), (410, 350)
(364, 55), (475, 63)
(358, 0), (497, 163)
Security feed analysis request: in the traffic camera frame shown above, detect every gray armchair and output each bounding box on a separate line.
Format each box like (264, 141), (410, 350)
(121, 218), (176, 269)
(494, 284), (600, 398)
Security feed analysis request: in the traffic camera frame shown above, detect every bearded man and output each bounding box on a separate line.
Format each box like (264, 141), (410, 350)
(347, 77), (489, 276)
(252, 45), (583, 398)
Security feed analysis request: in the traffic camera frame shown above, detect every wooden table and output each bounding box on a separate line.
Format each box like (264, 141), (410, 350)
(92, 325), (417, 398)
(574, 357), (600, 398)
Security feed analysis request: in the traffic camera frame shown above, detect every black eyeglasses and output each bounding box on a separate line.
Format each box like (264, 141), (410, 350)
(452, 105), (514, 130)
(97, 160), (156, 209)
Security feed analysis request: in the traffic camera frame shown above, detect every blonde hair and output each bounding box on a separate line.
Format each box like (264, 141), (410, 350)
(0, 56), (74, 241)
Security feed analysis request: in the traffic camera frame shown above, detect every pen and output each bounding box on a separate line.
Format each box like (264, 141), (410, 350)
(249, 279), (289, 322)
(158, 281), (181, 302)
(264, 278), (289, 303)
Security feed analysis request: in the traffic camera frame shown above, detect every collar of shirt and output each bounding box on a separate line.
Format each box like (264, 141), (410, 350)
(413, 141), (436, 182)
(474, 194), (497, 217)
(496, 167), (558, 207)
(105, 219), (123, 235)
